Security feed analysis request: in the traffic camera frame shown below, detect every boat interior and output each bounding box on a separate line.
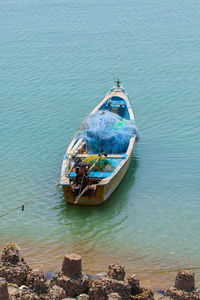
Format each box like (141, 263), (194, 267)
(99, 96), (130, 120)
(67, 154), (127, 183)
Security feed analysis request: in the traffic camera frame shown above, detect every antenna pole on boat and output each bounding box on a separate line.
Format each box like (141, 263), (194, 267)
(115, 78), (121, 87)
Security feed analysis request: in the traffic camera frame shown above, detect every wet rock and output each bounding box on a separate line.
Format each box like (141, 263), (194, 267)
(62, 254), (82, 277)
(0, 242), (29, 287)
(108, 264), (125, 281)
(88, 279), (107, 300)
(52, 271), (89, 298)
(175, 270), (195, 292)
(105, 278), (131, 300)
(9, 285), (40, 300)
(26, 269), (50, 294)
(8, 286), (20, 300)
(166, 287), (200, 300)
(11, 286), (66, 300)
(127, 274), (142, 295)
(130, 288), (154, 300)
(0, 261), (29, 286)
(1, 242), (20, 265)
(88, 278), (131, 300)
(108, 292), (122, 299)
(0, 277), (9, 300)
(77, 294), (89, 300)
(49, 284), (66, 299)
(19, 289), (40, 300)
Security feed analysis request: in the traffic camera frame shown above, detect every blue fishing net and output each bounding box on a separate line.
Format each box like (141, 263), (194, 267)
(77, 111), (138, 154)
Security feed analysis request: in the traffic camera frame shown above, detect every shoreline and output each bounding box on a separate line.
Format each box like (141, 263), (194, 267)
(12, 241), (199, 290)
(0, 242), (200, 299)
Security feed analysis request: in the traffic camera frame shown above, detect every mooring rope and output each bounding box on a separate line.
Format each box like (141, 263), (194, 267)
(0, 183), (59, 218)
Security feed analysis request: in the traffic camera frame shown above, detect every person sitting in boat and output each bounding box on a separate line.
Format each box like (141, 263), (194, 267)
(75, 162), (89, 190)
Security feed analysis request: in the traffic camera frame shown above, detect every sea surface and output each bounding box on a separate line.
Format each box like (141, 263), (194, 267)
(0, 0), (200, 288)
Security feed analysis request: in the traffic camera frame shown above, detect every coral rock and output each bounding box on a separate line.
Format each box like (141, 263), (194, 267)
(52, 272), (88, 298)
(9, 286), (40, 300)
(127, 274), (142, 295)
(49, 284), (66, 299)
(130, 288), (154, 300)
(105, 278), (131, 300)
(166, 287), (200, 300)
(19, 289), (40, 300)
(88, 280), (107, 300)
(0, 261), (29, 286)
(0, 277), (9, 300)
(62, 254), (82, 277)
(88, 278), (131, 300)
(1, 242), (20, 265)
(26, 269), (50, 294)
(108, 292), (122, 299)
(8, 286), (20, 300)
(77, 294), (89, 300)
(175, 270), (195, 292)
(108, 264), (125, 281)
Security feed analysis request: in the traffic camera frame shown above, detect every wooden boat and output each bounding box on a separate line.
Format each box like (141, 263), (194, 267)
(60, 81), (137, 205)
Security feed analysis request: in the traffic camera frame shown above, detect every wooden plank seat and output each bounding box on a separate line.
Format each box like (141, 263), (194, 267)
(76, 154), (127, 159)
(69, 171), (113, 179)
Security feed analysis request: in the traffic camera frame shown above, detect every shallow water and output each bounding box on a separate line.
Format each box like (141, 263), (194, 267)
(0, 0), (200, 289)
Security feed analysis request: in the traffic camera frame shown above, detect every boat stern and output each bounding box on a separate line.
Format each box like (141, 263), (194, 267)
(62, 184), (106, 206)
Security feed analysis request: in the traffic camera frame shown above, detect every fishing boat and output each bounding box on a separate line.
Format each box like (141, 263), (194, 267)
(60, 80), (137, 205)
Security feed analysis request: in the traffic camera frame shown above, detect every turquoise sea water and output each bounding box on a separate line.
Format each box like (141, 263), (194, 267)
(0, 0), (200, 288)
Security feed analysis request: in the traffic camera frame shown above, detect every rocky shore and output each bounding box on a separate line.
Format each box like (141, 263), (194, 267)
(0, 242), (200, 299)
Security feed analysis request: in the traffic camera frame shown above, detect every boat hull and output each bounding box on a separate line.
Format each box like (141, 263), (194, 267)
(62, 148), (133, 206)
(60, 84), (137, 206)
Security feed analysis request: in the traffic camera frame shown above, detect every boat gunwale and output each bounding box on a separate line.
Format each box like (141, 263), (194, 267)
(98, 136), (136, 185)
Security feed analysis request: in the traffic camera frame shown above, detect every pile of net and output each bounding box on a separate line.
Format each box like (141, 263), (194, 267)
(83, 155), (114, 172)
(77, 110), (138, 154)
